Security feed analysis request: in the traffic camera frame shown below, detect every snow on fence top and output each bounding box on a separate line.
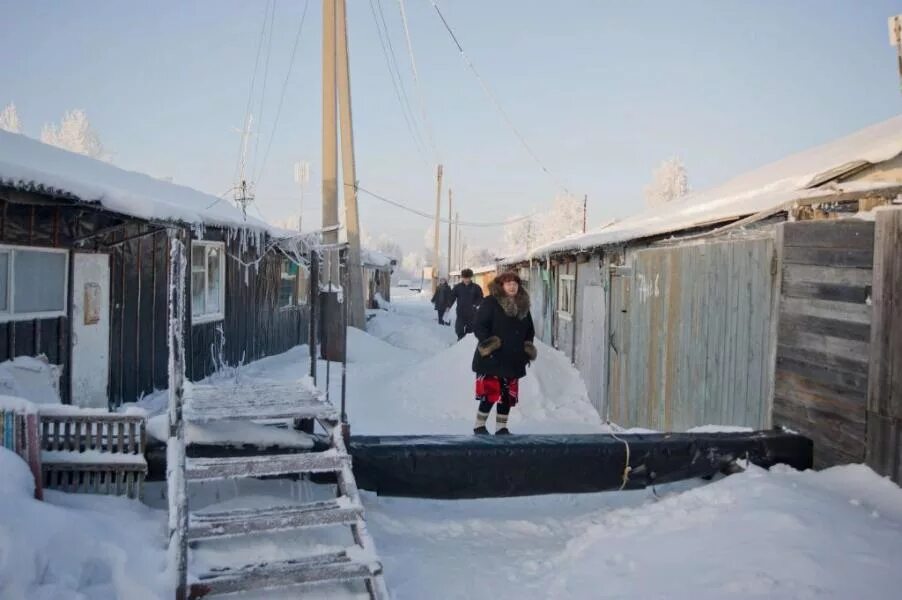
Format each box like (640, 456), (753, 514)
(525, 114), (902, 259)
(0, 130), (273, 233)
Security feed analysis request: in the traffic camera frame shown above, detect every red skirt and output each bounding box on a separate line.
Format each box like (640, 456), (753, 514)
(475, 375), (519, 406)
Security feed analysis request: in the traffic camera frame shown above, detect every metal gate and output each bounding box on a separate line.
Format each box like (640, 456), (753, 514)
(608, 236), (777, 430)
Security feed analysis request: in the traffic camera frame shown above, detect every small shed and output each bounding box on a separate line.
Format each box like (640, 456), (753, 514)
(0, 131), (313, 409)
(361, 248), (395, 308)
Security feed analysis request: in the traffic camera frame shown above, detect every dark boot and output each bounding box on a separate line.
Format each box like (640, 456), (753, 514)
(473, 426), (490, 435)
(495, 427), (511, 435)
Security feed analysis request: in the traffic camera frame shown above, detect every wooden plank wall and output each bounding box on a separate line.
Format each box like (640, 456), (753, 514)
(609, 236), (776, 431)
(109, 228), (310, 406)
(0, 199), (74, 403)
(185, 231), (309, 385)
(866, 209), (902, 483)
(773, 220), (874, 468)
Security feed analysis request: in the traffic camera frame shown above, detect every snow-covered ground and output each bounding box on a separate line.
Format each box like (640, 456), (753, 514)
(3, 289), (902, 599)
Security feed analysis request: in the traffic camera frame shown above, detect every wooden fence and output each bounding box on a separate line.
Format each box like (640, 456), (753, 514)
(772, 221), (874, 468)
(866, 209), (902, 483)
(608, 235), (777, 430)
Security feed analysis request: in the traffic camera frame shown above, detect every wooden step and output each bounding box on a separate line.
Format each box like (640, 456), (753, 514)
(184, 381), (338, 423)
(185, 451), (349, 481)
(188, 550), (381, 598)
(188, 498), (363, 541)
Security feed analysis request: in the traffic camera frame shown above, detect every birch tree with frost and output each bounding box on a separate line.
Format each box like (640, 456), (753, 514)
(644, 157), (689, 207)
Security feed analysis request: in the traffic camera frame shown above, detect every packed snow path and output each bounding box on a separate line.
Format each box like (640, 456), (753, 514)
(4, 291), (902, 599)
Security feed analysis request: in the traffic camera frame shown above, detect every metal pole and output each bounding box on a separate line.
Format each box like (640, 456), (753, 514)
(432, 164), (443, 292)
(325, 249), (332, 405)
(341, 256), (349, 424)
(308, 250), (318, 383)
(336, 0), (366, 330)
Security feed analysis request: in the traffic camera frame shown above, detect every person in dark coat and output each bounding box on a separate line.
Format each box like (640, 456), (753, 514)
(449, 268), (484, 340)
(471, 271), (536, 435)
(431, 278), (452, 325)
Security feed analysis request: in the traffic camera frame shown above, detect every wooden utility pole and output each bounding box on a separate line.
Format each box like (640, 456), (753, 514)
(583, 194), (588, 233)
(454, 211), (460, 271)
(336, 0), (366, 330)
(446, 188), (453, 277)
(320, 0), (344, 360)
(432, 164), (443, 292)
(322, 0), (338, 269)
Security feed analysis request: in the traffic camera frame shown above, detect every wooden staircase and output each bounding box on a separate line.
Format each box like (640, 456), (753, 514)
(165, 233), (388, 599)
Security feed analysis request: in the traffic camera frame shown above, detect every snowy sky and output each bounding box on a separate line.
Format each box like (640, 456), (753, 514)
(2, 1), (900, 254)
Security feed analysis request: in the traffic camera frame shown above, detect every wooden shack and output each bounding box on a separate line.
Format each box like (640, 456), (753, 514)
(502, 115), (902, 480)
(0, 130), (312, 409)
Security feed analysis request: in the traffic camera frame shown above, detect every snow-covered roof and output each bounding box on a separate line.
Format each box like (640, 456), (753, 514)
(0, 130), (272, 232)
(361, 248), (395, 269)
(527, 114), (902, 258)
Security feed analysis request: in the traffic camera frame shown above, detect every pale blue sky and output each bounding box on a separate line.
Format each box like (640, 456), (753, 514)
(3, 1), (900, 252)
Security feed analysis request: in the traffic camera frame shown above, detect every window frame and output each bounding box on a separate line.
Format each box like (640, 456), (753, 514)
(0, 244), (69, 323)
(557, 273), (575, 320)
(190, 240), (226, 325)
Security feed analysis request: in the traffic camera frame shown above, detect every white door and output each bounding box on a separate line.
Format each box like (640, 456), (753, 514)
(575, 285), (606, 416)
(71, 253), (110, 408)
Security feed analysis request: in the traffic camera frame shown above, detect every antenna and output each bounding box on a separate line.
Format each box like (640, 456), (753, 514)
(235, 114), (256, 218)
(294, 160), (310, 232)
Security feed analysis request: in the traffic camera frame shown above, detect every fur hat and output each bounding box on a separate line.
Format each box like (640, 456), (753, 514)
(461, 268), (474, 278)
(494, 271), (522, 286)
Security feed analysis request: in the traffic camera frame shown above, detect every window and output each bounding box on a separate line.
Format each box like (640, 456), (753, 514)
(191, 241), (225, 323)
(0, 246), (68, 322)
(558, 273), (575, 319)
(279, 260), (309, 308)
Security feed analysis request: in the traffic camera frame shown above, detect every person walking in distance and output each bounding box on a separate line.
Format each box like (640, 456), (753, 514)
(471, 271), (536, 435)
(449, 268), (483, 340)
(431, 278), (452, 325)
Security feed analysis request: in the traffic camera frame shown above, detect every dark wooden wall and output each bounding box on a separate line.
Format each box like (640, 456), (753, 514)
(108, 227), (311, 406)
(185, 229), (309, 384)
(773, 221), (875, 468)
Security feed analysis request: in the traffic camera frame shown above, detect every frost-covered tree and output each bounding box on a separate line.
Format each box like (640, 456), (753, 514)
(465, 247), (494, 268)
(0, 102), (21, 133)
(41, 109), (107, 160)
(534, 193), (584, 246)
(400, 251), (424, 280)
(503, 215), (537, 256)
(644, 157), (689, 207)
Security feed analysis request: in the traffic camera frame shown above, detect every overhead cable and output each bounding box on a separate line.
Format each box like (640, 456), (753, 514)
(430, 0), (572, 195)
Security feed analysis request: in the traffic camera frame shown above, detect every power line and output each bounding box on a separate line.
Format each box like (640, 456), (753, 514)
(376, 0), (426, 158)
(251, 0), (278, 179)
(368, 0), (429, 164)
(397, 0), (440, 163)
(353, 183), (535, 227)
(233, 0), (273, 185)
(255, 0), (311, 186)
(430, 0), (572, 195)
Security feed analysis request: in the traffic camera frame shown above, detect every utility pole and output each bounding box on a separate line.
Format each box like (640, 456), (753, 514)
(321, 0), (343, 360)
(322, 0), (338, 269)
(446, 188), (453, 278)
(890, 15), (902, 93)
(336, 0), (366, 330)
(454, 211), (460, 271)
(583, 194), (588, 233)
(432, 164), (443, 292)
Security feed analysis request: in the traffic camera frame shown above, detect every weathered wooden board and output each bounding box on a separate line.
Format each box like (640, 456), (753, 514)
(773, 220), (875, 469)
(607, 236), (776, 430)
(865, 209), (902, 483)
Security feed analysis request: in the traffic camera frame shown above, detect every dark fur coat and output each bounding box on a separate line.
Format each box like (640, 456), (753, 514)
(471, 280), (536, 379)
